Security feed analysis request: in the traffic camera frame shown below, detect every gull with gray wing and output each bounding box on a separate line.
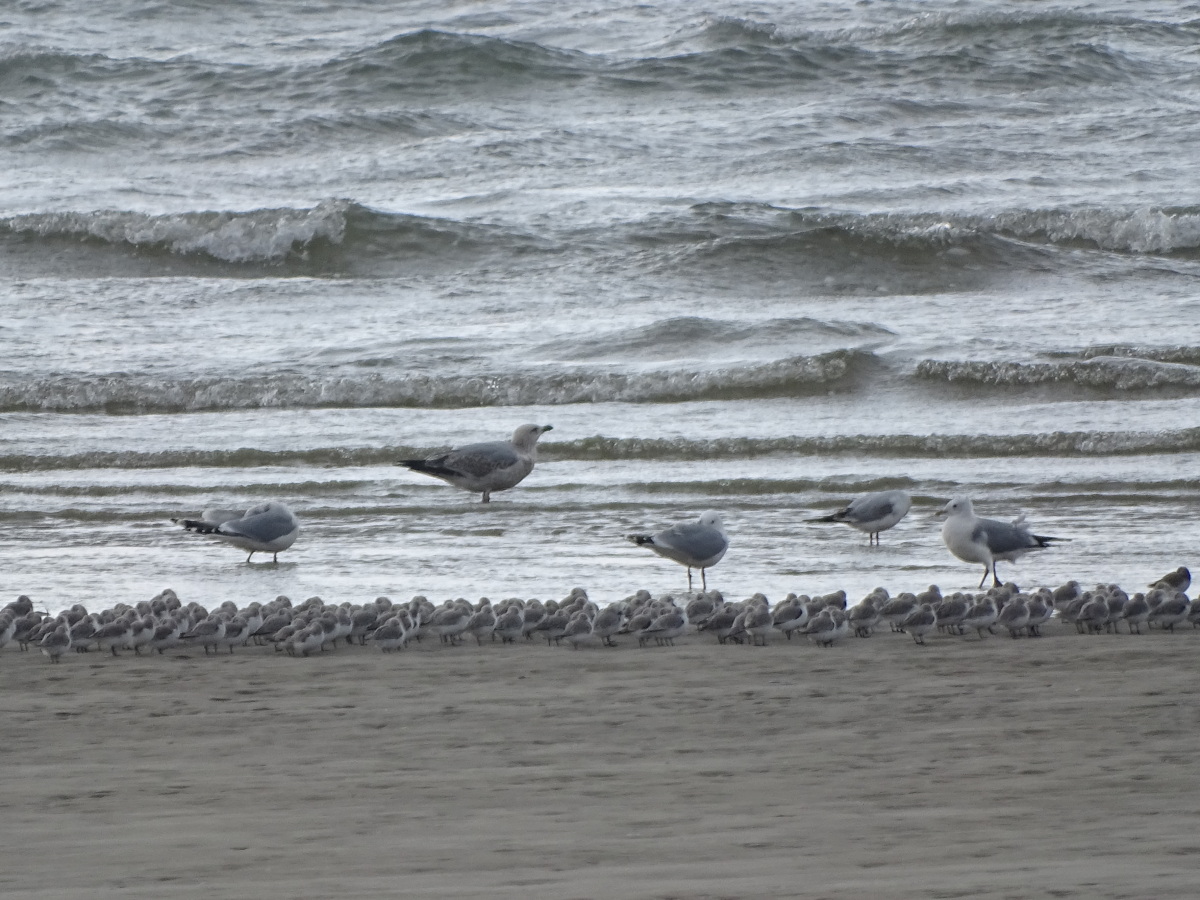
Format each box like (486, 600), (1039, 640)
(810, 489), (912, 545)
(627, 511), (729, 591)
(398, 424), (553, 503)
(174, 501), (300, 563)
(939, 497), (1063, 588)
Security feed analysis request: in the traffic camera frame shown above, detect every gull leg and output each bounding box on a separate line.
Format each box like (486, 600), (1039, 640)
(978, 566), (989, 589)
(246, 551), (255, 563)
(701, 568), (708, 591)
(481, 492), (491, 503)
(687, 568), (693, 591)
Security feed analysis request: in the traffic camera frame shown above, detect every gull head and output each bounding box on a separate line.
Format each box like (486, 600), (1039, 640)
(938, 497), (974, 518)
(512, 423), (553, 450)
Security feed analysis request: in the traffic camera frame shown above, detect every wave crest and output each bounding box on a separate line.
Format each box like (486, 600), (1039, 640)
(918, 356), (1200, 392)
(0, 352), (865, 413)
(0, 201), (350, 264)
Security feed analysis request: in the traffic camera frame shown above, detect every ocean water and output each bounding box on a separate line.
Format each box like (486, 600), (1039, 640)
(3, 0), (1200, 614)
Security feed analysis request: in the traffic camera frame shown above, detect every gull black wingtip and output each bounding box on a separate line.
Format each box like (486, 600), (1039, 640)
(808, 511), (847, 524)
(173, 517), (219, 535)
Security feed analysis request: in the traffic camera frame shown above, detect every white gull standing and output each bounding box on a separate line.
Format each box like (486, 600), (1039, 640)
(398, 424), (553, 503)
(810, 489), (912, 545)
(174, 501), (300, 563)
(626, 511), (729, 591)
(939, 497), (1063, 588)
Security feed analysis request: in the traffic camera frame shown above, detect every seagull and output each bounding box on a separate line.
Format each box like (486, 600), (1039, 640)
(398, 424), (553, 503)
(626, 511), (729, 591)
(810, 489), (912, 545)
(173, 501), (300, 563)
(939, 497), (1063, 588)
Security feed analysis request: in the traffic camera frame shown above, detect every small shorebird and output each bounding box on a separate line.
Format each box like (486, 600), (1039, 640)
(1148, 591), (1190, 632)
(847, 598), (880, 638)
(182, 616), (227, 655)
(803, 609), (847, 647)
(1122, 593), (1151, 634)
(493, 608), (525, 644)
(773, 597), (810, 640)
(560, 613), (597, 649)
(92, 617), (133, 656)
(590, 606), (625, 647)
(961, 595), (999, 639)
(880, 593), (919, 632)
(1150, 566), (1190, 593)
(997, 596), (1030, 638)
(39, 624), (71, 662)
(466, 605), (497, 646)
(901, 604), (937, 645)
(742, 603), (774, 646)
(368, 617), (407, 652)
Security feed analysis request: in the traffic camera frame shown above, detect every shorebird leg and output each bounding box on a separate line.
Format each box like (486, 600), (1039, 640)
(481, 492), (491, 503)
(246, 551), (255, 563)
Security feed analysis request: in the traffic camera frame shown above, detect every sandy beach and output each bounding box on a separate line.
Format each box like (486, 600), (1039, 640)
(3, 619), (1198, 900)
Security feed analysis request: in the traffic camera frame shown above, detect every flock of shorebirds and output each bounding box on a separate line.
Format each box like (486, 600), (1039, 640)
(2, 565), (1194, 662)
(9, 424), (1181, 663)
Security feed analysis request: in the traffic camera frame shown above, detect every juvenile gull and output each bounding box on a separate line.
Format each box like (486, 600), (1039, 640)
(398, 424), (553, 503)
(810, 489), (912, 545)
(174, 501), (300, 563)
(939, 497), (1063, 588)
(626, 511), (729, 591)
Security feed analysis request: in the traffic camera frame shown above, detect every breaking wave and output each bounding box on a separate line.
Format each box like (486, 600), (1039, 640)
(918, 355), (1200, 392)
(0, 351), (867, 413)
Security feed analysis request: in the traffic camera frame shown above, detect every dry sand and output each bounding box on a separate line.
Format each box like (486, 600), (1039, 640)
(3, 623), (1199, 900)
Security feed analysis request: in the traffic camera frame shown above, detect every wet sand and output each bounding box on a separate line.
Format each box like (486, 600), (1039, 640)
(3, 624), (1198, 900)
